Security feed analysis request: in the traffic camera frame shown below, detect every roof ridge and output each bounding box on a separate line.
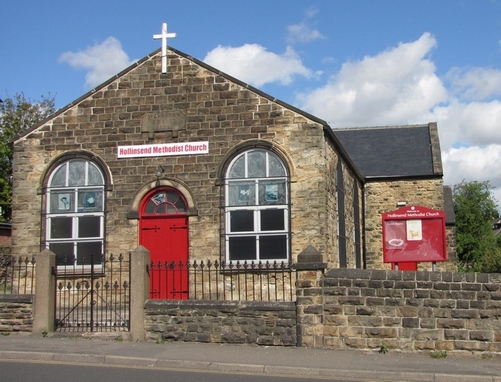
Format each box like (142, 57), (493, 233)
(332, 124), (431, 131)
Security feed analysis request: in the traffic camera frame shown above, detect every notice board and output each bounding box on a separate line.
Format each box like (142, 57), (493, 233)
(382, 205), (446, 263)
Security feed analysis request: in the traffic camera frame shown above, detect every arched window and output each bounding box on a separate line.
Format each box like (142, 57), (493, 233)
(142, 188), (187, 215)
(46, 159), (105, 268)
(224, 149), (289, 262)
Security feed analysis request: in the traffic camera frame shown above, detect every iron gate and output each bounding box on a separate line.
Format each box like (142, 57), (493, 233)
(53, 253), (130, 332)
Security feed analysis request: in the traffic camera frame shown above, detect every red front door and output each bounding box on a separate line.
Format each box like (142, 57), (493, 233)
(139, 187), (189, 299)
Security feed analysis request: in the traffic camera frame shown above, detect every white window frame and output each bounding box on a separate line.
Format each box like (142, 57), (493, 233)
(46, 159), (105, 271)
(224, 149), (289, 263)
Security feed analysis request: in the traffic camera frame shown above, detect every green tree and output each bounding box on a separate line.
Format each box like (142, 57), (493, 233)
(453, 180), (499, 271)
(0, 93), (56, 222)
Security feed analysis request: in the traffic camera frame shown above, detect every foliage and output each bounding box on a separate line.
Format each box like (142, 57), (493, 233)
(379, 343), (389, 354)
(0, 93), (56, 222)
(453, 180), (499, 272)
(429, 350), (447, 359)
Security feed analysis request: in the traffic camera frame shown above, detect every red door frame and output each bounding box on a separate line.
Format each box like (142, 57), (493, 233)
(139, 187), (189, 299)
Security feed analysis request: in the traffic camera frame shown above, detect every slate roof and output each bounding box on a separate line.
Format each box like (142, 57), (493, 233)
(333, 124), (443, 179)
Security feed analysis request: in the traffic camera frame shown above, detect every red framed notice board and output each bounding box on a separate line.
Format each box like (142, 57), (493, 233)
(382, 205), (447, 263)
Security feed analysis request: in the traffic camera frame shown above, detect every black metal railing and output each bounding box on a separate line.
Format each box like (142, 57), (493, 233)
(53, 253), (130, 332)
(0, 255), (36, 295)
(148, 260), (295, 302)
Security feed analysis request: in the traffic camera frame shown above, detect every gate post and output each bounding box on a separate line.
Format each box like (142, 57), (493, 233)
(33, 249), (56, 335)
(294, 245), (327, 348)
(129, 245), (150, 342)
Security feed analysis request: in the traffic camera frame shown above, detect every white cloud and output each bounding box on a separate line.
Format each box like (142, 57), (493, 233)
(203, 44), (313, 87)
(455, 100), (501, 145)
(446, 67), (501, 100)
(287, 22), (324, 44)
(296, 33), (448, 127)
(288, 32), (501, 210)
(287, 7), (325, 45)
(59, 37), (135, 89)
(442, 145), (501, 189)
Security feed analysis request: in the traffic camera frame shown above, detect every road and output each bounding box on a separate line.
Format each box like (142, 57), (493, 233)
(0, 360), (361, 382)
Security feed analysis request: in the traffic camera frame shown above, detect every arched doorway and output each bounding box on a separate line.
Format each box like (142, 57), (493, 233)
(139, 187), (189, 299)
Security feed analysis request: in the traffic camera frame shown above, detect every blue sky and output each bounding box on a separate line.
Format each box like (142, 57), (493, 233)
(2, 0), (501, 205)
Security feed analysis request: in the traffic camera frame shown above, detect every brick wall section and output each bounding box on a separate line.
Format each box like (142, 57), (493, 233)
(11, 49), (360, 267)
(296, 268), (501, 354)
(0, 295), (33, 333)
(364, 179), (455, 271)
(144, 300), (296, 346)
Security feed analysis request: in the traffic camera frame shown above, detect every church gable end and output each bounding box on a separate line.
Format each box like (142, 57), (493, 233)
(12, 46), (355, 268)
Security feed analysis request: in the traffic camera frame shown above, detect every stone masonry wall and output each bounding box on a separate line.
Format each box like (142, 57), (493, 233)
(0, 295), (33, 333)
(297, 268), (501, 354)
(363, 179), (455, 271)
(144, 299), (296, 346)
(323, 143), (363, 269)
(11, 48), (357, 266)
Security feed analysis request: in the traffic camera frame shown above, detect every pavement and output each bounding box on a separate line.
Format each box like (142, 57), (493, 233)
(1, 333), (501, 381)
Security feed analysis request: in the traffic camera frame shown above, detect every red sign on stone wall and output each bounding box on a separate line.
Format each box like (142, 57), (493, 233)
(382, 205), (447, 264)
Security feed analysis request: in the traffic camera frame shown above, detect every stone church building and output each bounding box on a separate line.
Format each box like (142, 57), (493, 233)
(11, 43), (456, 276)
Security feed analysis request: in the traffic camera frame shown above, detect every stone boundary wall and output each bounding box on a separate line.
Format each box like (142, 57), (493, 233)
(145, 300), (296, 346)
(296, 268), (501, 354)
(0, 294), (33, 333)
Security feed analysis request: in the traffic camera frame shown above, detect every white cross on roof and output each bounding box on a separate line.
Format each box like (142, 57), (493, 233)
(153, 23), (176, 73)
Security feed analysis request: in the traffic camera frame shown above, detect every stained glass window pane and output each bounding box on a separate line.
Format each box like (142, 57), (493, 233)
(77, 190), (103, 212)
(68, 160), (86, 186)
(248, 151), (266, 178)
(152, 192), (166, 205)
(167, 191), (179, 204)
(156, 204), (167, 214)
(258, 181), (286, 205)
(268, 154), (286, 177)
(175, 198), (186, 212)
(229, 156), (245, 178)
(88, 163), (104, 185)
(50, 165), (67, 187)
(228, 182), (255, 206)
(50, 192), (74, 213)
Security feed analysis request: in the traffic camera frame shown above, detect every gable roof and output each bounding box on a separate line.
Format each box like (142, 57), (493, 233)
(17, 47), (330, 139)
(333, 123), (443, 180)
(15, 46), (364, 182)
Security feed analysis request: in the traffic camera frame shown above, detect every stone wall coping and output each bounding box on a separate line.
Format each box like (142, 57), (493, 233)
(145, 299), (295, 311)
(293, 262), (328, 271)
(0, 294), (34, 303)
(324, 268), (501, 284)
